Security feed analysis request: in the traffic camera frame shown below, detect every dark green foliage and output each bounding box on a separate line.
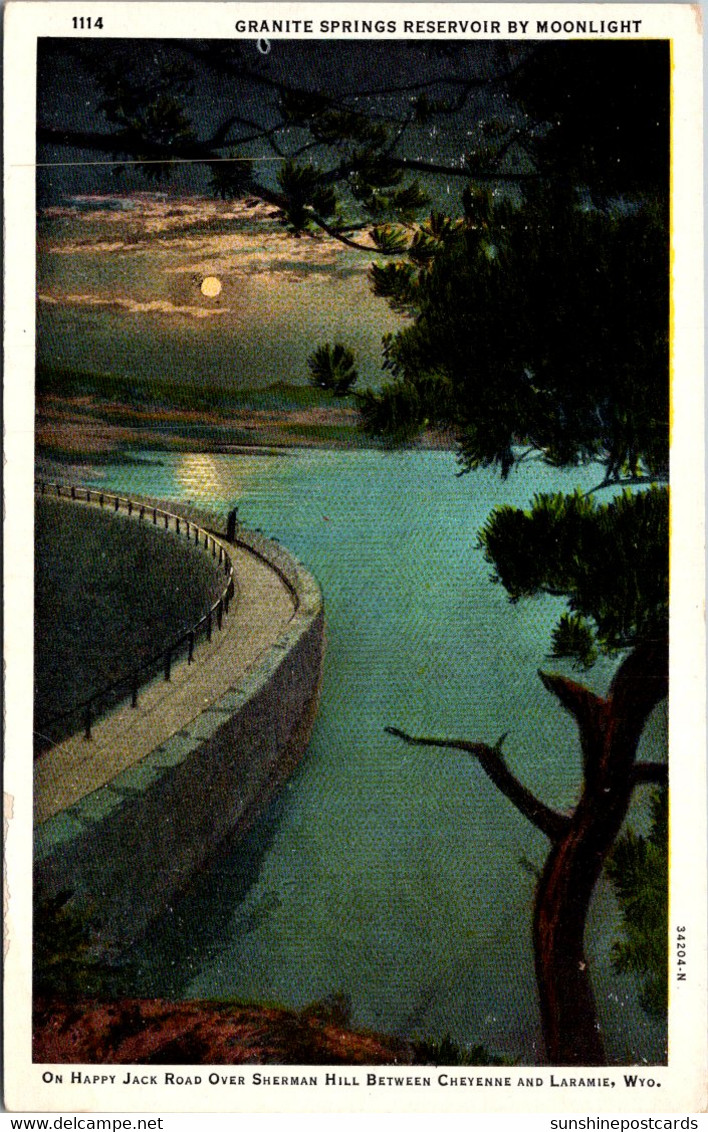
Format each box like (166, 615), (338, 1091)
(40, 40), (667, 253)
(364, 188), (669, 483)
(208, 152), (253, 200)
(606, 788), (668, 1017)
(307, 343), (359, 396)
(371, 225), (410, 255)
(354, 45), (670, 1060)
(277, 161), (339, 232)
(97, 58), (196, 182)
(550, 613), (598, 671)
(357, 370), (455, 444)
(277, 84), (428, 225)
(367, 263), (418, 313)
(408, 211), (462, 266)
(33, 893), (107, 999)
(412, 1034), (507, 1066)
(460, 43), (669, 203)
(280, 89), (387, 149)
(477, 487), (668, 659)
(384, 182), (430, 225)
(510, 42), (670, 200)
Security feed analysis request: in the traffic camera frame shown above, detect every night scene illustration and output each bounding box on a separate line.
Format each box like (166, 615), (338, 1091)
(32, 36), (669, 1069)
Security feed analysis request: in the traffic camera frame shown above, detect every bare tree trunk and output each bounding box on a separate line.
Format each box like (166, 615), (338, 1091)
(535, 638), (668, 1064)
(533, 791), (631, 1064)
(387, 635), (668, 1066)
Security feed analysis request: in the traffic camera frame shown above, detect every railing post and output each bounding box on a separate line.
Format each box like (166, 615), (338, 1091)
(140, 506), (145, 521)
(153, 508), (157, 524)
(176, 518), (180, 535)
(224, 588), (230, 614)
(56, 483), (61, 497)
(114, 496), (119, 512)
(217, 600), (223, 630)
(164, 650), (172, 681)
(131, 674), (138, 708)
(71, 485), (76, 500)
(211, 538), (216, 558)
(164, 514), (169, 530)
(188, 631), (194, 663)
(41, 481), (46, 495)
(84, 703), (92, 740)
(206, 611), (212, 642)
(219, 545), (223, 565)
(99, 494), (104, 508)
(185, 522), (190, 539)
(128, 500), (133, 516)
(86, 490), (91, 503)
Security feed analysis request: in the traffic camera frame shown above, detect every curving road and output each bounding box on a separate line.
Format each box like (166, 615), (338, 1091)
(34, 543), (296, 825)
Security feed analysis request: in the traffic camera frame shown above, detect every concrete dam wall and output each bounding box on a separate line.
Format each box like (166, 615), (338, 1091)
(34, 492), (325, 952)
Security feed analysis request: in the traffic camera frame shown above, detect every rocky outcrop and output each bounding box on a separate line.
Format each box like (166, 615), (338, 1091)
(33, 999), (412, 1066)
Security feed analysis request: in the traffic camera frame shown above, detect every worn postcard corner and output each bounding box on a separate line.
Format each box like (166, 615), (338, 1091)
(3, 0), (706, 1116)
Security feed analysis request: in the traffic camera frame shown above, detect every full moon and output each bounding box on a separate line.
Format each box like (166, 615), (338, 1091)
(200, 276), (222, 298)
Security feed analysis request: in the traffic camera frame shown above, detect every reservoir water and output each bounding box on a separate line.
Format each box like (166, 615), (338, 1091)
(82, 447), (667, 1065)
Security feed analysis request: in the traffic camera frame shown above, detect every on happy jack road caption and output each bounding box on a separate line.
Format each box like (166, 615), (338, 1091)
(48, 1069), (668, 1091)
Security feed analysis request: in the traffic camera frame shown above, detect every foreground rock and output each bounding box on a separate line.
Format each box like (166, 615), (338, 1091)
(33, 999), (413, 1065)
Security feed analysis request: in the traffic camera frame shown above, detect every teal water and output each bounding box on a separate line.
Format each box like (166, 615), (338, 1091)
(82, 448), (667, 1064)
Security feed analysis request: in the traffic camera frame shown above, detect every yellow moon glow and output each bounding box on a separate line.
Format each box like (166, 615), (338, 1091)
(200, 276), (222, 297)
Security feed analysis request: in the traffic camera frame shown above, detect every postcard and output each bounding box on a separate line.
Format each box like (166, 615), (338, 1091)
(3, 1), (706, 1114)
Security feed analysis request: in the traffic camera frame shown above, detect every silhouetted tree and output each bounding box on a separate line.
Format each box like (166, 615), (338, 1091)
(389, 486), (667, 1064)
(355, 53), (670, 1059)
(307, 343), (358, 395)
(360, 187), (668, 488)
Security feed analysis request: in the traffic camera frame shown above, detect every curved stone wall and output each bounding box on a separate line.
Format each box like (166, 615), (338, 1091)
(34, 512), (325, 953)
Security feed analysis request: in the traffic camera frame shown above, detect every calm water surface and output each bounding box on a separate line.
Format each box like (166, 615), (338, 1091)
(83, 448), (667, 1064)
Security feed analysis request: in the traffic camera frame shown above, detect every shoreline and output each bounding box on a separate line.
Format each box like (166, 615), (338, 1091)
(36, 394), (456, 465)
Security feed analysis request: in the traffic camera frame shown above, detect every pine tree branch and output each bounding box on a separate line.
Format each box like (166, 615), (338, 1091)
(308, 213), (401, 254)
(538, 670), (608, 782)
(539, 641), (668, 788)
(608, 636), (669, 745)
(632, 761), (668, 786)
(385, 726), (570, 841)
(584, 472), (668, 497)
(37, 126), (133, 156)
(179, 42), (538, 108)
(206, 115), (288, 156)
(389, 156), (535, 182)
(538, 671), (606, 730)
(35, 124), (399, 255)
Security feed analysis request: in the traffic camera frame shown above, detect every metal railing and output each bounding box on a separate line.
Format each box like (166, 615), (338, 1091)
(35, 480), (238, 751)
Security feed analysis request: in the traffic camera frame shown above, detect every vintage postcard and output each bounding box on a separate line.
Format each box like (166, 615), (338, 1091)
(3, 1), (706, 1115)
